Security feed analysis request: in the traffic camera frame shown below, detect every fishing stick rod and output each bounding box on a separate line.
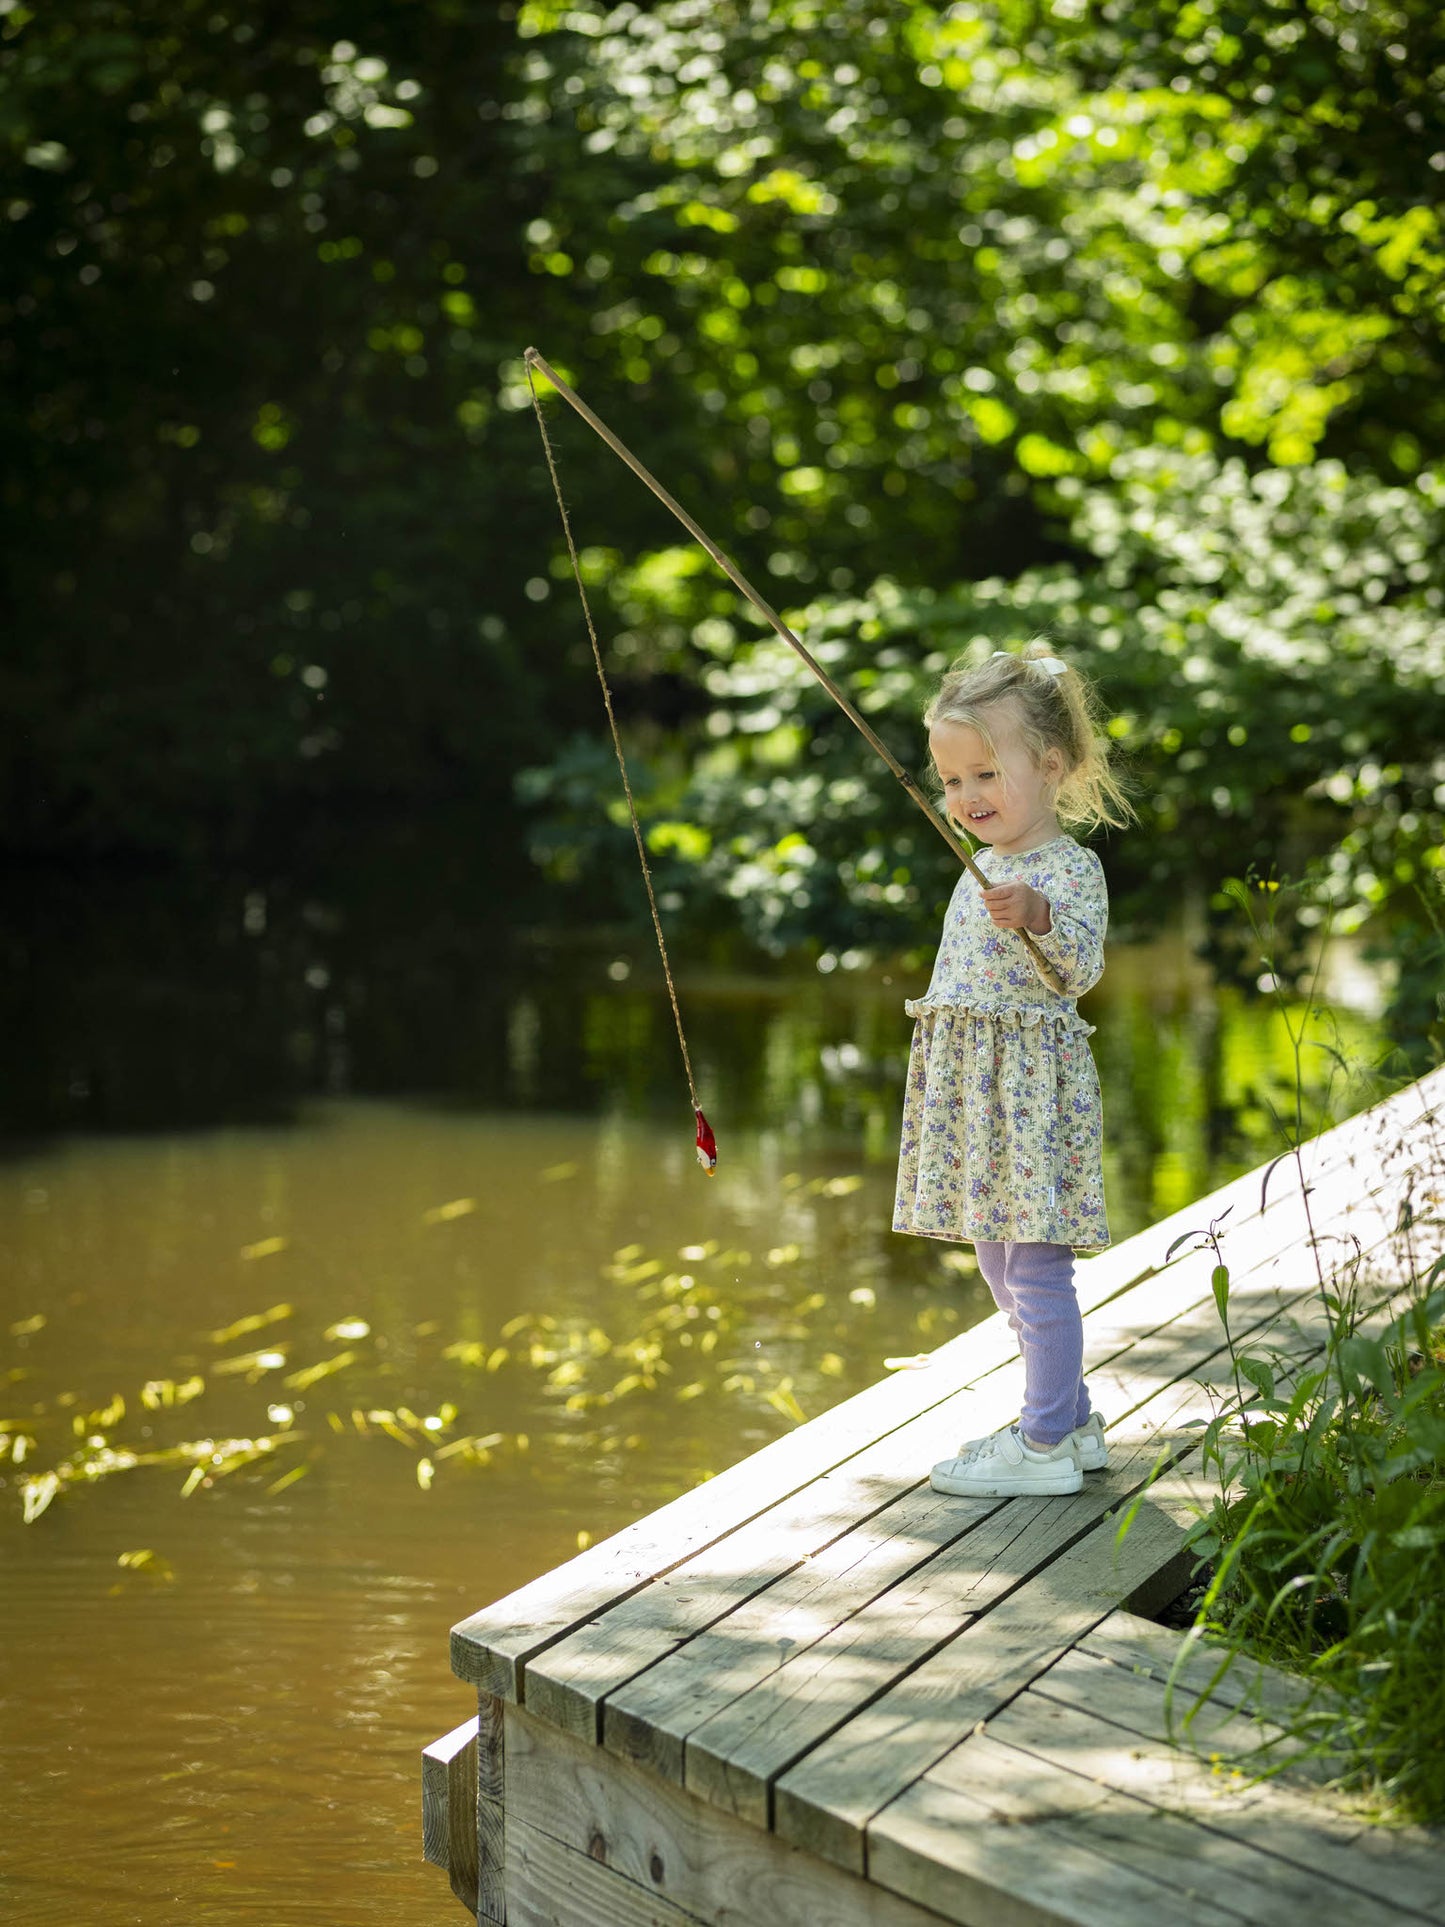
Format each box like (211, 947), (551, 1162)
(523, 346), (1066, 995)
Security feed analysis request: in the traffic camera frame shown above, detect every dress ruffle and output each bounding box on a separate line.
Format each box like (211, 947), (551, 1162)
(903, 996), (1095, 1037)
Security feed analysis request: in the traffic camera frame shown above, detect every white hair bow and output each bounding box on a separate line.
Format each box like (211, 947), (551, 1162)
(992, 650), (1069, 677)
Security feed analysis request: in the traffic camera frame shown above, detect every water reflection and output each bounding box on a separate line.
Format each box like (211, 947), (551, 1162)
(0, 888), (1395, 1926)
(1, 860), (1392, 1185)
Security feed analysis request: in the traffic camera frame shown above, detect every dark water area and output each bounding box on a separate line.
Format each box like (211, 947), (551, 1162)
(0, 862), (1396, 1924)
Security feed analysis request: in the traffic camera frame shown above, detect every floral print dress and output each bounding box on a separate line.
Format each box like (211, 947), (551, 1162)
(893, 833), (1111, 1251)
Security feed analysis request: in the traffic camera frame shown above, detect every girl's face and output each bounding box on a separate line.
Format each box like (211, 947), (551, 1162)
(929, 710), (1064, 856)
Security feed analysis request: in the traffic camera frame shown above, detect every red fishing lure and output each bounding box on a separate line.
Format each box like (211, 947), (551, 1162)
(694, 1109), (717, 1176)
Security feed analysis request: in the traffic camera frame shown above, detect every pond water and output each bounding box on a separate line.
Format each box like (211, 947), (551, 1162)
(0, 909), (1392, 1925)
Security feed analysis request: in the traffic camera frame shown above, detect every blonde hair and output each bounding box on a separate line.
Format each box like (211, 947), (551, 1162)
(924, 638), (1135, 835)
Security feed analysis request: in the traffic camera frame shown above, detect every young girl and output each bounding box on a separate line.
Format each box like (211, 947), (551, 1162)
(893, 641), (1134, 1497)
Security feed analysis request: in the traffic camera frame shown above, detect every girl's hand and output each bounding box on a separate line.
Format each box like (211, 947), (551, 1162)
(981, 883), (1052, 934)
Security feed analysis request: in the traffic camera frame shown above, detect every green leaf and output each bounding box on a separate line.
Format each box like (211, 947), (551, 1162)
(1212, 1263), (1230, 1325)
(1166, 1227), (1203, 1262)
(1238, 1355), (1275, 1402)
(1339, 1335), (1394, 1399)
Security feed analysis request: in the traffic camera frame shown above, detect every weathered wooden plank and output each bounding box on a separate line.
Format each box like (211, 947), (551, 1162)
(1077, 1130), (1428, 1388)
(422, 1715), (480, 1916)
(865, 1735), (1253, 1927)
(1017, 1649), (1445, 1920)
(526, 1390), (1008, 1744)
(1025, 1753), (1366, 1926)
(478, 1688), (506, 1801)
(1080, 1608), (1318, 1724)
(422, 1714), (477, 1868)
(1033, 1642), (1307, 1772)
(450, 1318), (1048, 1698)
(479, 1795), (506, 1927)
(507, 1814), (703, 1927)
(779, 1252), (1430, 1883)
(978, 1687), (1445, 1925)
(1080, 1210), (1415, 1374)
(871, 1723), (1421, 1927)
(770, 1464), (1204, 1873)
(578, 1193), (1379, 1764)
(504, 1703), (955, 1927)
(686, 1376), (1210, 1835)
(1071, 1062), (1440, 1319)
(601, 1475), (1005, 1784)
(476, 1689), (507, 1923)
(610, 1211), (1408, 1838)
(606, 1289), (1315, 1796)
(450, 1069), (1441, 1698)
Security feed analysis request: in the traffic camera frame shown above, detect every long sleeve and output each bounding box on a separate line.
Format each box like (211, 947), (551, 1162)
(1028, 850), (1107, 997)
(913, 834), (1106, 1020)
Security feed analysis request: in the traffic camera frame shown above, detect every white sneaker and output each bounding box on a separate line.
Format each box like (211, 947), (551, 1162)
(931, 1424), (1083, 1497)
(953, 1413), (1107, 1470)
(1070, 1412), (1109, 1471)
(950, 1426), (1005, 1464)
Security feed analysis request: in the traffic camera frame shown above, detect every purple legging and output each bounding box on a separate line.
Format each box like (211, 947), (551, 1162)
(975, 1240), (1091, 1448)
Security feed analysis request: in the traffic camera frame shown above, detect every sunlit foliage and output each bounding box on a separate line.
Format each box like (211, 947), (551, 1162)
(526, 447), (1445, 1077)
(515, 0), (1445, 1054)
(4, 0), (1442, 1053)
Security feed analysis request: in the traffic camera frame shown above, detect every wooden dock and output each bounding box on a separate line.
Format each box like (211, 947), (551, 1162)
(424, 1064), (1445, 1926)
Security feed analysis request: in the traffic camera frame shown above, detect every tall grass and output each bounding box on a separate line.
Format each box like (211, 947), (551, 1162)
(1162, 874), (1445, 1823)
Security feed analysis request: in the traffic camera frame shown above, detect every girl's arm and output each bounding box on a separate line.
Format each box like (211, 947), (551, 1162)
(1025, 857), (1107, 996)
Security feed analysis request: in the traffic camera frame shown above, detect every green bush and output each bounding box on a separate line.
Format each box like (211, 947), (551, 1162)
(525, 447), (1445, 1058)
(1151, 882), (1445, 1821)
(1186, 1265), (1445, 1822)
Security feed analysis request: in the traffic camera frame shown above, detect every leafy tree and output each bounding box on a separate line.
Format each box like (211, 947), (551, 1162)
(517, 0), (1445, 1057)
(1, 1), (566, 861)
(540, 447), (1439, 947)
(4, 0), (1442, 1070)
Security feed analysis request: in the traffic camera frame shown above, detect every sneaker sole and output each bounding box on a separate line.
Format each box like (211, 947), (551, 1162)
(930, 1464), (1083, 1498)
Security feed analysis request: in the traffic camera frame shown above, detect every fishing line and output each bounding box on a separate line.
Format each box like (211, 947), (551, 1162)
(524, 349), (1067, 1174)
(521, 349), (1063, 996)
(527, 358), (718, 1175)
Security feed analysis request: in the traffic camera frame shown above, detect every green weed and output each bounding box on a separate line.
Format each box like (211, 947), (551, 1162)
(1165, 872), (1445, 1823)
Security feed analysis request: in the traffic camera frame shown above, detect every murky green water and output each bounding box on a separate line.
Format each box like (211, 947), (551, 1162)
(0, 924), (1391, 1924)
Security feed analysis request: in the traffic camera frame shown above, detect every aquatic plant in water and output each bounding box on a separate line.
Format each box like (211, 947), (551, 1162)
(2, 1172), (966, 1548)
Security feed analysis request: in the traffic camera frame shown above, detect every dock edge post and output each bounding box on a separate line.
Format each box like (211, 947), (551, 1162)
(422, 1714), (480, 1917)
